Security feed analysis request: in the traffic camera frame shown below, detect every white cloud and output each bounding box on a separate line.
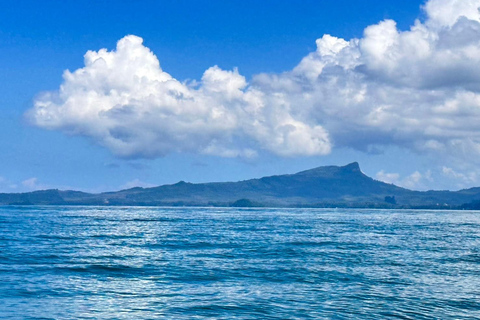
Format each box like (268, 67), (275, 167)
(120, 179), (156, 190)
(442, 166), (478, 187)
(424, 0), (480, 28)
(28, 36), (330, 159)
(375, 170), (400, 185)
(376, 170), (433, 190)
(28, 0), (480, 164)
(22, 177), (42, 190)
(401, 171), (423, 190)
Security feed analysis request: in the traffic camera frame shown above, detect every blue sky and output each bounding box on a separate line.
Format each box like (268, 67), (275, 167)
(2, 0), (480, 192)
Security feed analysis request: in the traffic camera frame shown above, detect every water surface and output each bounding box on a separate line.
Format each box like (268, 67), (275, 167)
(1, 206), (479, 319)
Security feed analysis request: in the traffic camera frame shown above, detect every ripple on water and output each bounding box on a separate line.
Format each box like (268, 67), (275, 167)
(1, 207), (480, 319)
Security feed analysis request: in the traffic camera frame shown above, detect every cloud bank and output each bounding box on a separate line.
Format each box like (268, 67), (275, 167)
(28, 0), (480, 161)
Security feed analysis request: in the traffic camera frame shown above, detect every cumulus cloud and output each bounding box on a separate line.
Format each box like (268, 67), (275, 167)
(28, 36), (330, 158)
(21, 177), (44, 190)
(28, 0), (480, 162)
(442, 166), (478, 187)
(375, 170), (400, 185)
(120, 179), (156, 190)
(376, 170), (433, 190)
(402, 171), (427, 190)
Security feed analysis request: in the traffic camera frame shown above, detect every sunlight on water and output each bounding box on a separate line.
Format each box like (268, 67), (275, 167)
(1, 206), (480, 319)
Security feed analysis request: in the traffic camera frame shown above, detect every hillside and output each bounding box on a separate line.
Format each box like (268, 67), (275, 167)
(1, 162), (480, 208)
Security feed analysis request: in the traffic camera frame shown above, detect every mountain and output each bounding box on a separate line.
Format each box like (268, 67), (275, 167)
(1, 162), (480, 208)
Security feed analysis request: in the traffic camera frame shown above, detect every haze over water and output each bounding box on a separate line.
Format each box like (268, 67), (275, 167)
(1, 206), (479, 319)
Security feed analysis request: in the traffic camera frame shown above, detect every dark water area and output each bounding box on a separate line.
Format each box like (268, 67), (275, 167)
(1, 206), (480, 319)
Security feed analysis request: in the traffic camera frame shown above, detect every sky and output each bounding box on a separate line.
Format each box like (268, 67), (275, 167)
(2, 0), (480, 193)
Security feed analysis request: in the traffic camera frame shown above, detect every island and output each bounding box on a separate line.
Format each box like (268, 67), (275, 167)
(2, 162), (480, 209)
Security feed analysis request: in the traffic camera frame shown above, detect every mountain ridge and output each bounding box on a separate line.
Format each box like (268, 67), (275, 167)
(1, 162), (480, 208)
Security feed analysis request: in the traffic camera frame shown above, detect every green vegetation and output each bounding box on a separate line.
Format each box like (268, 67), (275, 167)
(1, 162), (480, 209)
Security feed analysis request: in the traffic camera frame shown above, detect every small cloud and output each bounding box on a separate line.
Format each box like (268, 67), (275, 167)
(376, 170), (433, 190)
(21, 177), (45, 190)
(442, 166), (477, 187)
(401, 171), (423, 190)
(120, 179), (156, 190)
(22, 177), (37, 188)
(376, 170), (400, 185)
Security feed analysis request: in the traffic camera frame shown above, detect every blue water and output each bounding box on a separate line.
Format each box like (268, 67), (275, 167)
(1, 207), (480, 319)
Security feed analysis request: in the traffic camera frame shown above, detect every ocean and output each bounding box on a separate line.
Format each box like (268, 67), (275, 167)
(1, 206), (479, 319)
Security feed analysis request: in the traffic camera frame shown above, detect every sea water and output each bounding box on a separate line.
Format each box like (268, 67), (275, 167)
(0, 206), (479, 319)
